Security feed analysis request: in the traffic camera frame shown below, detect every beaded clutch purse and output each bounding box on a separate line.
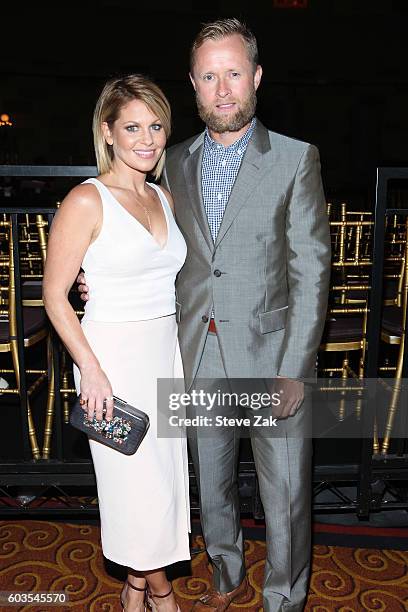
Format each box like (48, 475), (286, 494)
(70, 395), (150, 455)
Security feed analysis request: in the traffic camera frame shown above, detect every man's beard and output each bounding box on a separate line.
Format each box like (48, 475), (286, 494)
(196, 88), (257, 134)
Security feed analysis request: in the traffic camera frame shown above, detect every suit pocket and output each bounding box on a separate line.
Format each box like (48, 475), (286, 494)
(259, 305), (288, 334)
(176, 301), (182, 323)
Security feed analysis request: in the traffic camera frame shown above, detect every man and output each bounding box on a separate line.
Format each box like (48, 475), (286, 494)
(79, 18), (331, 612)
(163, 18), (330, 612)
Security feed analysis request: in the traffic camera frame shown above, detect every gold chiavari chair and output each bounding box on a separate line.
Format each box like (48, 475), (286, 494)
(19, 212), (59, 459)
(17, 207), (86, 429)
(377, 217), (408, 455)
(319, 203), (373, 374)
(17, 213), (47, 306)
(19, 214), (43, 274)
(0, 216), (54, 460)
(321, 205), (407, 449)
(320, 286), (370, 376)
(15, 212), (63, 452)
(370, 214), (406, 453)
(12, 211), (76, 449)
(24, 204), (82, 427)
(318, 202), (373, 421)
(319, 284), (370, 421)
(31, 214), (56, 459)
(328, 202), (373, 271)
(381, 213), (407, 309)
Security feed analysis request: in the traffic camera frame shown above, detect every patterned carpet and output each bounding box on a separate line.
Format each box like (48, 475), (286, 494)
(0, 520), (407, 611)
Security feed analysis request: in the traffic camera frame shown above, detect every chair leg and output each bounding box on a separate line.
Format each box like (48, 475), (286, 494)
(381, 381), (402, 455)
(381, 335), (405, 455)
(60, 348), (71, 424)
(373, 417), (380, 455)
(356, 344), (366, 420)
(10, 338), (41, 460)
(42, 335), (55, 459)
(338, 356), (348, 421)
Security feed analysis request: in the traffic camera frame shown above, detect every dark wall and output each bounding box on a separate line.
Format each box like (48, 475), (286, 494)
(1, 0), (407, 206)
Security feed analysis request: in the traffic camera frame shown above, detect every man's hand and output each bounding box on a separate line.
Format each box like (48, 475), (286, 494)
(270, 376), (304, 419)
(76, 272), (89, 302)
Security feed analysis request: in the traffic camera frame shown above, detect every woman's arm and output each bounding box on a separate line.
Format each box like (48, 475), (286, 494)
(43, 183), (114, 421)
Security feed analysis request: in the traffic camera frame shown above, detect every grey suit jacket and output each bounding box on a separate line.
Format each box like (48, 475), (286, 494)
(162, 119), (331, 389)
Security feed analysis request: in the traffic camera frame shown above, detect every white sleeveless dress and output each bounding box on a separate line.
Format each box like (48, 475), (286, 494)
(73, 178), (190, 571)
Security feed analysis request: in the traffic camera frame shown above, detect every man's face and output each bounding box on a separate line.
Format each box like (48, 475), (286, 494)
(190, 34), (262, 134)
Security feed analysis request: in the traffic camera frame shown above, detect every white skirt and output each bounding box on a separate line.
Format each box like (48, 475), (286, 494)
(73, 314), (190, 570)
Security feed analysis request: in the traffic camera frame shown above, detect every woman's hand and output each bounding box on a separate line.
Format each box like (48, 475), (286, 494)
(80, 364), (114, 422)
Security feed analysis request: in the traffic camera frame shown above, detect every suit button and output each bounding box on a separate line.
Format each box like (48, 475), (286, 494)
(214, 269), (222, 277)
(202, 315), (209, 323)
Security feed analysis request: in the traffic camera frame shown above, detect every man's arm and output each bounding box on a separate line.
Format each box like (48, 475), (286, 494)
(277, 144), (331, 380)
(160, 163), (171, 193)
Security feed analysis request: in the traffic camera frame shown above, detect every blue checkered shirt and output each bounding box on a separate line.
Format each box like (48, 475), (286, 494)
(201, 118), (256, 242)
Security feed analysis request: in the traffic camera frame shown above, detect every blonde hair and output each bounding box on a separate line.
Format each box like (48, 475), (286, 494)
(92, 74), (171, 180)
(190, 17), (258, 72)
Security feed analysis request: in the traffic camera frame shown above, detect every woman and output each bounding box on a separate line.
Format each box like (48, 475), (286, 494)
(43, 74), (190, 612)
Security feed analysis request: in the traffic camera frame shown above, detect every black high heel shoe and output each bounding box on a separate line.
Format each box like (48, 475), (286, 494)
(120, 580), (147, 611)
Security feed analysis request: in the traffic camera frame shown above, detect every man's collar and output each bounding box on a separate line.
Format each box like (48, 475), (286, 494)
(204, 117), (256, 155)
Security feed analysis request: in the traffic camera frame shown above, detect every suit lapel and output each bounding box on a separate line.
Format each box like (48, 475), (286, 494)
(183, 134), (214, 253)
(215, 120), (271, 248)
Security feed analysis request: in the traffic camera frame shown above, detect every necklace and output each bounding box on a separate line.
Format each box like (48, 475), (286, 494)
(134, 192), (152, 233)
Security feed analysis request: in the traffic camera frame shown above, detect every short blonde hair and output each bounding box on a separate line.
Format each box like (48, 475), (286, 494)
(92, 74), (171, 180)
(190, 18), (258, 72)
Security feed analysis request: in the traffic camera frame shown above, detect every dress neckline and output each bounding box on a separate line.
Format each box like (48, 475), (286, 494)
(91, 178), (170, 251)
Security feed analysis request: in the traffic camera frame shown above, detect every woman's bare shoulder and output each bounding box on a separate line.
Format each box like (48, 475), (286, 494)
(61, 182), (101, 208)
(56, 182), (103, 219)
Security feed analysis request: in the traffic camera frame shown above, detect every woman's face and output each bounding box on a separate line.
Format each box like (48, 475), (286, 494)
(102, 99), (166, 174)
